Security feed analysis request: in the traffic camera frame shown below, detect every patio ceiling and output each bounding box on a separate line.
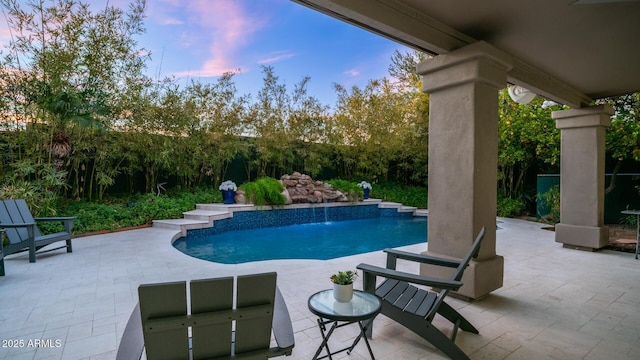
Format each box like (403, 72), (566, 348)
(291, 0), (640, 108)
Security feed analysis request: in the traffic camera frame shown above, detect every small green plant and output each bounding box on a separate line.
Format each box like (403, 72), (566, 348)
(538, 185), (560, 223)
(330, 270), (358, 285)
(239, 177), (286, 206)
(619, 214), (637, 228)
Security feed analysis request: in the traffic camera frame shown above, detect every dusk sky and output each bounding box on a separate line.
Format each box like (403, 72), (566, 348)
(1, 0), (412, 107)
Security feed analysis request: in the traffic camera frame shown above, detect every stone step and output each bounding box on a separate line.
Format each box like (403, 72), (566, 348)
(196, 203), (256, 212)
(399, 206), (418, 213)
(183, 209), (231, 222)
(362, 198), (382, 204)
(152, 218), (209, 230)
(378, 201), (403, 208)
(414, 209), (429, 217)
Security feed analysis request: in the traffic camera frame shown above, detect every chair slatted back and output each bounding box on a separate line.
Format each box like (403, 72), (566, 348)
(0, 200), (41, 245)
(138, 272), (277, 360)
(426, 227), (486, 321)
(190, 277), (234, 359)
(451, 227), (486, 282)
(236, 273), (276, 355)
(138, 281), (189, 360)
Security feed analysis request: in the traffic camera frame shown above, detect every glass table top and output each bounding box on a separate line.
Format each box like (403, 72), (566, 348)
(308, 289), (381, 322)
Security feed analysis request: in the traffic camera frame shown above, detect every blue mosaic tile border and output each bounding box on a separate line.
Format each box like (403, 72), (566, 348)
(187, 204), (412, 239)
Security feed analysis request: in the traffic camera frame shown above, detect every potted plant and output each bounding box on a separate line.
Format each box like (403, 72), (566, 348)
(357, 181), (372, 200)
(219, 180), (237, 204)
(330, 270), (358, 302)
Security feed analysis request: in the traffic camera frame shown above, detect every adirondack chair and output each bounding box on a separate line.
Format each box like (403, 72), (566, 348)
(357, 227), (486, 360)
(0, 199), (75, 263)
(116, 272), (295, 360)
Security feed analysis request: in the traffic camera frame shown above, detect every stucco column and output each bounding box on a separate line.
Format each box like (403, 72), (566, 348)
(553, 105), (613, 250)
(417, 42), (511, 300)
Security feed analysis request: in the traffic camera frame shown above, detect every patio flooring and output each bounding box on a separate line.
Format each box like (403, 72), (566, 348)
(1, 217), (639, 360)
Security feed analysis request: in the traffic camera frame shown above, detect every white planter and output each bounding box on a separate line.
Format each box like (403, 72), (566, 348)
(333, 283), (354, 303)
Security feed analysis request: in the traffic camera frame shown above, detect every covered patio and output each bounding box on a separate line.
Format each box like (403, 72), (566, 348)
(291, 0), (640, 300)
(1, 217), (639, 359)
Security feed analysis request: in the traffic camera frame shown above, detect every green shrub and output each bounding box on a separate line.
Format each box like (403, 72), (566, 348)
(325, 179), (363, 201)
(497, 196), (525, 218)
(0, 180), (59, 216)
(370, 181), (427, 208)
(538, 185), (560, 223)
(239, 177), (286, 206)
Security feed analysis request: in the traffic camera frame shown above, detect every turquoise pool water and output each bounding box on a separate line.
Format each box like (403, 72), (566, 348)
(174, 217), (427, 264)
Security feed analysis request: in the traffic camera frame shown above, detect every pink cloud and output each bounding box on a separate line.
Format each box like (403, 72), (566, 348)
(169, 0), (266, 77)
(0, 9), (15, 47)
(0, 24), (11, 45)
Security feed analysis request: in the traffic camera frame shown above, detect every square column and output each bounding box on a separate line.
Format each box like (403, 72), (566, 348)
(417, 42), (511, 300)
(553, 105), (613, 250)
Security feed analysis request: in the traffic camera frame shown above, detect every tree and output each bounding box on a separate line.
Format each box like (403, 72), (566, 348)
(187, 72), (250, 187)
(497, 90), (560, 200)
(0, 0), (149, 199)
(601, 93), (640, 194)
(331, 78), (428, 184)
(388, 49), (430, 88)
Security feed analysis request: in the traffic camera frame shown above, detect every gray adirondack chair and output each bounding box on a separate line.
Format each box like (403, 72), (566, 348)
(0, 199), (75, 263)
(357, 227), (486, 360)
(116, 272), (295, 360)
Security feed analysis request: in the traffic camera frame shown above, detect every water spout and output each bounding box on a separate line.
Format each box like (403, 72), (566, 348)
(323, 197), (329, 223)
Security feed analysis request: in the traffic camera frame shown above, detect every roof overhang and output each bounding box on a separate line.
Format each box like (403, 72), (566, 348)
(292, 0), (640, 108)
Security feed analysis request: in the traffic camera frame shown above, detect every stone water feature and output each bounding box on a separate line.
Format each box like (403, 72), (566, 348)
(233, 172), (355, 205)
(280, 172), (350, 204)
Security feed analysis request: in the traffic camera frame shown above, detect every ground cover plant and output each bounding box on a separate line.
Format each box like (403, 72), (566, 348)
(47, 188), (220, 235)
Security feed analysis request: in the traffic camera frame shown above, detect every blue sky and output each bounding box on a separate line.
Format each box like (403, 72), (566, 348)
(136, 0), (410, 106)
(0, 0), (410, 107)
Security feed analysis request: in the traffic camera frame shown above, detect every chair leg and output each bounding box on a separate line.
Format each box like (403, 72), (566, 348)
(66, 239), (73, 253)
(29, 240), (36, 263)
(362, 271), (377, 339)
(437, 301), (479, 334)
(0, 257), (5, 276)
(416, 323), (471, 360)
(383, 305), (472, 360)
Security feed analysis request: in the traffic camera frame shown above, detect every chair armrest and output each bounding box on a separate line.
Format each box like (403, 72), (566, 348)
(384, 248), (461, 268)
(33, 217), (76, 222)
(357, 263), (463, 291)
(116, 303), (144, 360)
(272, 287), (295, 351)
(0, 222), (37, 228)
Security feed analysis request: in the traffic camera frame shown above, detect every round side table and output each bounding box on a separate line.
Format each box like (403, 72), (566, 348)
(308, 289), (381, 360)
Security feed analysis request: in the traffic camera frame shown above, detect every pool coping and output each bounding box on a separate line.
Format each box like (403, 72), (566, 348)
(152, 198), (427, 242)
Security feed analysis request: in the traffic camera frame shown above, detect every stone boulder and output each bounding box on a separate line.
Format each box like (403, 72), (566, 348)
(280, 172), (348, 203)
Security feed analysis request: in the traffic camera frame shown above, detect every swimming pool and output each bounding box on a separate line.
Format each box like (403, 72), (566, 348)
(173, 217), (427, 264)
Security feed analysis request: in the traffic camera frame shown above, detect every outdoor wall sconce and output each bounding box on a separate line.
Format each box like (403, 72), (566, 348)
(508, 85), (536, 105)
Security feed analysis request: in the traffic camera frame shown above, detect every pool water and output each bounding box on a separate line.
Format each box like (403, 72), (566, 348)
(174, 217), (427, 264)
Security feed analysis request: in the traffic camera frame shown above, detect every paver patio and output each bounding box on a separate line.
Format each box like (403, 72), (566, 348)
(1, 217), (639, 359)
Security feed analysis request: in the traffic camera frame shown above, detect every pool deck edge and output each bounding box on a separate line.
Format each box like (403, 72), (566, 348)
(155, 199), (428, 236)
